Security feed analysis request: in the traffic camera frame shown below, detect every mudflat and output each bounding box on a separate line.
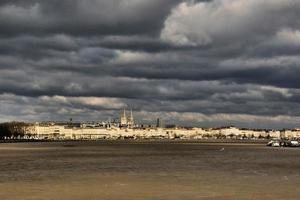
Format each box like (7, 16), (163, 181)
(0, 141), (299, 200)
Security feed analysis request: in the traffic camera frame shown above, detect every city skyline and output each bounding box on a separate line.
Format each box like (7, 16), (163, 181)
(1, 0), (300, 129)
(3, 108), (300, 130)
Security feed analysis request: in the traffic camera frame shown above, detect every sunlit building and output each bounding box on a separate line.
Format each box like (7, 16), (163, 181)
(120, 109), (134, 128)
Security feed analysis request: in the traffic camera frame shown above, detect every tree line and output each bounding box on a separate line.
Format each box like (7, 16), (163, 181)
(0, 122), (30, 139)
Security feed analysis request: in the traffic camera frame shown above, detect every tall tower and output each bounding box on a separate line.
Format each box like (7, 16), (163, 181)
(156, 118), (160, 128)
(120, 109), (127, 126)
(156, 118), (164, 128)
(128, 109), (134, 127)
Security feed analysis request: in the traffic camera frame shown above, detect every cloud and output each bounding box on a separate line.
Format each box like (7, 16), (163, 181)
(0, 0), (179, 37)
(161, 0), (300, 47)
(1, 0), (300, 128)
(2, 92), (300, 129)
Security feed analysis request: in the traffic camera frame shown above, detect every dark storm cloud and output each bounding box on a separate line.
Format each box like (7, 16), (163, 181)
(1, 0), (300, 128)
(97, 36), (173, 53)
(0, 0), (180, 37)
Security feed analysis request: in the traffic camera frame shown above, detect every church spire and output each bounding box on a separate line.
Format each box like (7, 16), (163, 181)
(123, 108), (126, 118)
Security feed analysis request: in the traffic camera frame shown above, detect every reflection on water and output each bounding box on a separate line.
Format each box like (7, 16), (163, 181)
(0, 141), (299, 200)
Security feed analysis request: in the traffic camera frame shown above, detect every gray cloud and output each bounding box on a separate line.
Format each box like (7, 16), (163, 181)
(0, 0), (179, 37)
(0, 0), (300, 128)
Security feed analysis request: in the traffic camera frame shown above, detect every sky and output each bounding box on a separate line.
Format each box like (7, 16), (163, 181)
(1, 0), (300, 129)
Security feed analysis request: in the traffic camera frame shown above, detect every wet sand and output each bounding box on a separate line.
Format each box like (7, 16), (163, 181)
(0, 141), (299, 200)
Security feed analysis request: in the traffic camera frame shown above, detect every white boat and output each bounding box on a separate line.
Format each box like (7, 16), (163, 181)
(267, 140), (280, 147)
(289, 141), (300, 147)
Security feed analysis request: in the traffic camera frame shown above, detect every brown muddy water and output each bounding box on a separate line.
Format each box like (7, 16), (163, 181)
(0, 141), (299, 200)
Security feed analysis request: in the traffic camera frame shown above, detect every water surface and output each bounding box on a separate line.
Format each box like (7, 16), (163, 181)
(0, 141), (299, 200)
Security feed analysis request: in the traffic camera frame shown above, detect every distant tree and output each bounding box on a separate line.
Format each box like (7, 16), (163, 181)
(0, 123), (11, 139)
(0, 122), (29, 140)
(215, 133), (225, 139)
(203, 133), (212, 138)
(258, 134), (264, 139)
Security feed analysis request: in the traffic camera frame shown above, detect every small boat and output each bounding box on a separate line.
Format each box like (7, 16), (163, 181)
(267, 140), (300, 147)
(288, 140), (299, 147)
(267, 140), (280, 147)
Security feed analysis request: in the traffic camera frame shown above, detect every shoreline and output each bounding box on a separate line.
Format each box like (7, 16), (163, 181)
(0, 138), (270, 144)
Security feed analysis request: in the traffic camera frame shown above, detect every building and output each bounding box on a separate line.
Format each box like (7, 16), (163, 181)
(156, 118), (164, 128)
(120, 109), (134, 128)
(21, 121), (299, 140)
(281, 129), (300, 139)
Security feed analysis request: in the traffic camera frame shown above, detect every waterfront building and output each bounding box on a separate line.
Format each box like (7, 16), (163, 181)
(21, 121), (299, 141)
(282, 129), (300, 139)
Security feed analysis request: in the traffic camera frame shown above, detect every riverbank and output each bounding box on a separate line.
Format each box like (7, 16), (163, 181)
(0, 138), (270, 144)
